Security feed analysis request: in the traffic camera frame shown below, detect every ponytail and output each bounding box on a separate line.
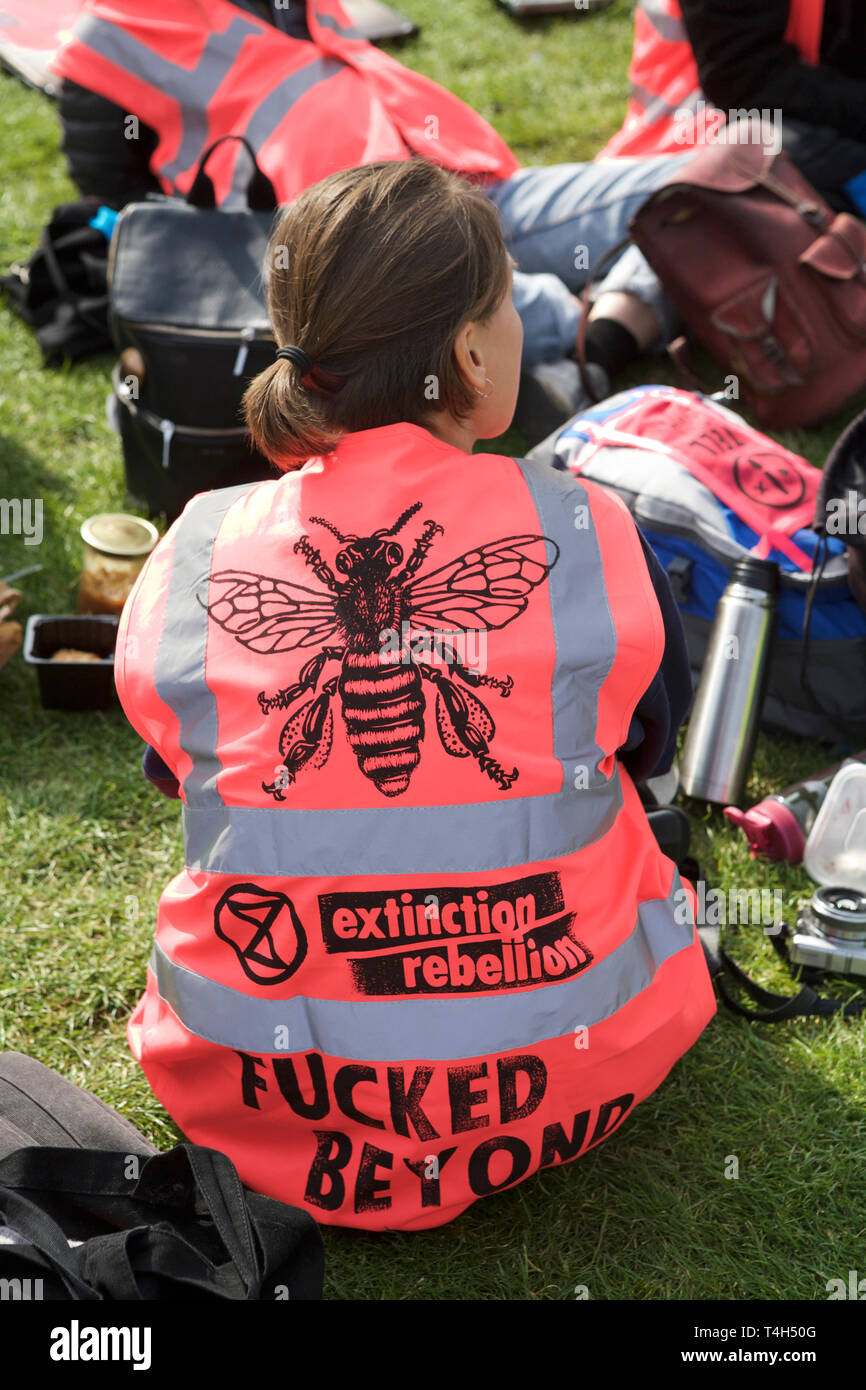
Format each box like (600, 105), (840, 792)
(243, 356), (341, 467)
(242, 160), (510, 469)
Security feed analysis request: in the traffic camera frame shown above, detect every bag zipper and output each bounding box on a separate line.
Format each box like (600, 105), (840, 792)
(159, 419), (175, 471)
(233, 326), (256, 376)
(119, 321), (272, 342)
(115, 322), (272, 381)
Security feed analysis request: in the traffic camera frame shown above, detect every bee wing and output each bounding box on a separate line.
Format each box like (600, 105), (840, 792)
(203, 570), (341, 653)
(405, 535), (559, 632)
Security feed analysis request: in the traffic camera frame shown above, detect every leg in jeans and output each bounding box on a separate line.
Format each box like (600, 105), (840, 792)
(488, 155), (692, 364)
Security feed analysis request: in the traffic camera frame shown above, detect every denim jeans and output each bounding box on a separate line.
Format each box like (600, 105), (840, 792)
(486, 154), (693, 364)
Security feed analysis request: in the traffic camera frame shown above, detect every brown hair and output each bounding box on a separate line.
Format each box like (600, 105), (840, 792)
(243, 159), (510, 466)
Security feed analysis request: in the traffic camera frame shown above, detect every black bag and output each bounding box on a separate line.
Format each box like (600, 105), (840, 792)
(0, 200), (113, 362)
(108, 135), (281, 523)
(0, 1143), (324, 1300)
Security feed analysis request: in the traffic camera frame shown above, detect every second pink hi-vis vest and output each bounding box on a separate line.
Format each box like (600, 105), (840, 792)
(115, 423), (716, 1231)
(51, 0), (519, 206)
(598, 0), (825, 159)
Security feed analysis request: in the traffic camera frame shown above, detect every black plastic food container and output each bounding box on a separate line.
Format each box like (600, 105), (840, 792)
(24, 615), (119, 711)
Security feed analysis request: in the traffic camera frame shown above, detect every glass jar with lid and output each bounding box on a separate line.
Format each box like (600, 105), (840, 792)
(77, 513), (159, 617)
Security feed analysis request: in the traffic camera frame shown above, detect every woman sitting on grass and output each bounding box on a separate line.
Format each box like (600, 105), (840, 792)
(115, 158), (715, 1231)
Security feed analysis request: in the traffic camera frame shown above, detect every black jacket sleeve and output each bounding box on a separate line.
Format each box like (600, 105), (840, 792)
(617, 528), (693, 785)
(679, 0), (866, 144)
(142, 743), (181, 799)
(58, 79), (162, 208)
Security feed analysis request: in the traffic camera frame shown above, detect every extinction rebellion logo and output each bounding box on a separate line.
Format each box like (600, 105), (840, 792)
(318, 871), (592, 995)
(214, 883), (307, 985)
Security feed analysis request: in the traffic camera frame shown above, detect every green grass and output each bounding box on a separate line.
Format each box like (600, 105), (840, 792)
(1, 0), (865, 1301)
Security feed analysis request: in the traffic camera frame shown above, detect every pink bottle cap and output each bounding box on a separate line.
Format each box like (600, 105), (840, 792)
(723, 798), (806, 863)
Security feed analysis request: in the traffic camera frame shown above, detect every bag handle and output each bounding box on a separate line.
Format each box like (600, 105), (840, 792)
(186, 135), (279, 213)
(0, 1186), (101, 1300)
(2, 1144), (262, 1295)
(184, 1146), (263, 1296)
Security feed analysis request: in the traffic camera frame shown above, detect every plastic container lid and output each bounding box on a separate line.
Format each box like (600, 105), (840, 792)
(803, 763), (866, 891)
(724, 798), (806, 863)
(80, 513), (159, 558)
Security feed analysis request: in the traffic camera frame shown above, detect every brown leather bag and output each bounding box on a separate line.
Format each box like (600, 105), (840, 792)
(581, 121), (866, 429)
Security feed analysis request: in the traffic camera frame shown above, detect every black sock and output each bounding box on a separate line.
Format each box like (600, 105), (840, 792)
(583, 318), (639, 378)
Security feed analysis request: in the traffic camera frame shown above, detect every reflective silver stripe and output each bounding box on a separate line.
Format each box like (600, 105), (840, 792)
(183, 780), (620, 876)
(311, 3), (364, 41)
(72, 14), (344, 195)
(511, 458), (614, 792)
(628, 81), (701, 124)
(154, 484), (260, 802)
(239, 58), (345, 156)
(151, 874), (694, 1061)
(639, 0), (687, 45)
(630, 0), (703, 124)
(74, 14), (261, 185)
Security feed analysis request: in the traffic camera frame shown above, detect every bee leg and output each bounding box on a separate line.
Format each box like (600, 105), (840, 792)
(294, 536), (341, 592)
(262, 678), (337, 800)
(393, 519), (444, 584)
(258, 646), (344, 714)
(420, 665), (518, 791)
(426, 637), (513, 698)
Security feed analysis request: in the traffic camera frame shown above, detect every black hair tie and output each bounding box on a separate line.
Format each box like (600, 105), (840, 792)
(275, 344), (313, 374)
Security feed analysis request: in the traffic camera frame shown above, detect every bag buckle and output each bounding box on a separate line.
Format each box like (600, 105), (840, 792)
(797, 202), (826, 228)
(666, 555), (693, 604)
(761, 333), (787, 365)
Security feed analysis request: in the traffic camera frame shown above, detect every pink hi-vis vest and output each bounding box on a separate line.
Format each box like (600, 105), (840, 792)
(115, 423), (716, 1230)
(51, 0), (519, 206)
(598, 0), (825, 160)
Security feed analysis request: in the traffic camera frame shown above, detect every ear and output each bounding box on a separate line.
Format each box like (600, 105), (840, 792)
(453, 319), (487, 396)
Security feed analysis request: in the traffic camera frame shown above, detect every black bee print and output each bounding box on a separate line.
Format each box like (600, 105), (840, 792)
(203, 502), (559, 800)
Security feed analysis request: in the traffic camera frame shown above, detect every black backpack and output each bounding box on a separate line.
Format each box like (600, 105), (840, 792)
(0, 200), (113, 362)
(108, 136), (281, 523)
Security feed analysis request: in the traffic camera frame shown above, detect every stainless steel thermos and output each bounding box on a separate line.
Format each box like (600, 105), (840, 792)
(680, 557), (779, 805)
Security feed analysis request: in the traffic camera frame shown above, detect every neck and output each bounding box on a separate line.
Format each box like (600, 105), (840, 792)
(421, 410), (477, 454)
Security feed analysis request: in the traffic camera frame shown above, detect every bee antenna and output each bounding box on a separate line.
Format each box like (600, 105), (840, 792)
(310, 516), (348, 542)
(386, 502), (423, 536)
